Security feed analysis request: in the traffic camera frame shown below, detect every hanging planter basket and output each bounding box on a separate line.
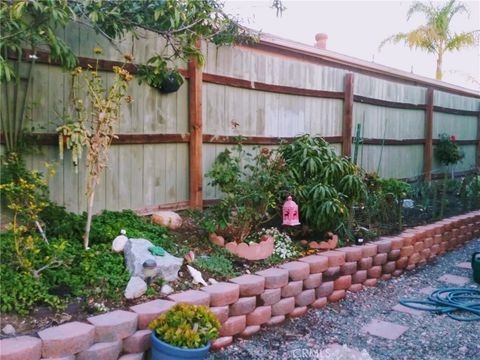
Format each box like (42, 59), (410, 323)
(155, 70), (184, 94)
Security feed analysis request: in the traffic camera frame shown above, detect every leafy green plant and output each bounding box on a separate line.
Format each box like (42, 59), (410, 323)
(193, 254), (237, 278)
(205, 144), (288, 242)
(149, 303), (221, 349)
(278, 135), (366, 235)
(466, 176), (480, 209)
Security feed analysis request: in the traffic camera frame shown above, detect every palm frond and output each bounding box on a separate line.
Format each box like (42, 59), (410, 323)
(406, 1), (435, 21)
(445, 30), (479, 51)
(379, 27), (436, 53)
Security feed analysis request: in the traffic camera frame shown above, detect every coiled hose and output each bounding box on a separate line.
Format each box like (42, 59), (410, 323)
(400, 288), (480, 321)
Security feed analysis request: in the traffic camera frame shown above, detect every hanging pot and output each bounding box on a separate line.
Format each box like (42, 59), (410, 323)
(157, 71), (184, 94)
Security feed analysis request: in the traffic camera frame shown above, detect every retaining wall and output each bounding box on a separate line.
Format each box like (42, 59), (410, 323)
(2, 210), (480, 360)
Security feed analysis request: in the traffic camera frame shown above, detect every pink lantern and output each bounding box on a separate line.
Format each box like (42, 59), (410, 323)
(282, 196), (300, 226)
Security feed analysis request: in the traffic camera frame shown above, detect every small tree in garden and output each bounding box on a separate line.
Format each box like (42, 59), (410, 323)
(434, 133), (464, 218)
(278, 135), (366, 238)
(57, 55), (134, 249)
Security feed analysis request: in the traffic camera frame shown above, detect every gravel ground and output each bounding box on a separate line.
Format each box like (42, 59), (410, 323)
(208, 239), (480, 360)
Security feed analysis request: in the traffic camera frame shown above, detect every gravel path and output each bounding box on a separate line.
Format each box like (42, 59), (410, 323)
(208, 239), (480, 360)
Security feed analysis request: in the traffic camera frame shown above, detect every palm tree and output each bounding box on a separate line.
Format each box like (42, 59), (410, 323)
(379, 0), (479, 80)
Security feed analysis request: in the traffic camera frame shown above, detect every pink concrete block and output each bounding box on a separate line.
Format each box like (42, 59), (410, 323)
(281, 280), (303, 298)
(265, 315), (285, 327)
(229, 296), (256, 316)
(229, 274), (265, 296)
(337, 247), (363, 262)
(76, 340), (122, 360)
(271, 297), (295, 316)
(316, 281), (334, 298)
(256, 268), (289, 289)
(219, 315), (246, 336)
(118, 353), (145, 360)
(257, 288), (281, 306)
(279, 261), (310, 281)
(167, 290), (209, 306)
(299, 255), (329, 273)
(246, 306), (272, 326)
(122, 329), (151, 354)
(361, 244), (378, 257)
(303, 273), (322, 289)
(327, 290), (346, 302)
(201, 282), (240, 307)
(238, 325), (261, 338)
(87, 310), (137, 342)
(320, 251), (346, 267)
(0, 336), (42, 360)
(289, 306), (308, 318)
(210, 306), (229, 324)
(38, 322), (94, 358)
(210, 336), (233, 351)
(130, 299), (176, 329)
(295, 289), (316, 307)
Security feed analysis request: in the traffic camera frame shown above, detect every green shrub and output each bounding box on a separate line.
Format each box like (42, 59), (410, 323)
(193, 253), (237, 277)
(149, 303), (220, 349)
(434, 133), (464, 166)
(278, 135), (366, 234)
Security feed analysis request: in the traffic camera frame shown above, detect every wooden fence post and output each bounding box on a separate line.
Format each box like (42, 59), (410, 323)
(424, 87), (434, 181)
(342, 73), (354, 158)
(188, 46), (203, 209)
(476, 111), (480, 172)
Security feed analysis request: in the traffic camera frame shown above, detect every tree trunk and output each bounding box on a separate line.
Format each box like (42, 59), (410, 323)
(83, 185), (96, 250)
(436, 51), (443, 80)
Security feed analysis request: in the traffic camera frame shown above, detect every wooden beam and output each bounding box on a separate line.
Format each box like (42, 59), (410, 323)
(134, 201), (190, 216)
(354, 95), (426, 111)
(202, 73), (344, 99)
(433, 106), (479, 116)
(188, 46), (203, 209)
(424, 88), (434, 181)
(0, 133), (190, 145)
(477, 112), (480, 172)
(342, 73), (354, 157)
(202, 134), (342, 145)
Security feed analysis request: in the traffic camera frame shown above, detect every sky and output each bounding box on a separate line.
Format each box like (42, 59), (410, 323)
(223, 0), (480, 91)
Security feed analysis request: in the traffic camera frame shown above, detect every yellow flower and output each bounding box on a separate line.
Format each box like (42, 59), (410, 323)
(123, 53), (134, 62)
(93, 47), (103, 55)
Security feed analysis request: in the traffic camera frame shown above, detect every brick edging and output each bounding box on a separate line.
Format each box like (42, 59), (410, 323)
(2, 211), (479, 359)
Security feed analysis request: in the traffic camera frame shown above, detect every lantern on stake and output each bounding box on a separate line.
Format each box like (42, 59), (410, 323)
(282, 196), (300, 226)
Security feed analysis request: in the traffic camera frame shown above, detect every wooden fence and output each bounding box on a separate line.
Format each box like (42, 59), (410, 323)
(1, 24), (479, 214)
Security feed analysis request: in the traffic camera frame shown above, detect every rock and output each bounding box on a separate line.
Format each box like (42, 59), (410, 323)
(2, 324), (15, 335)
(208, 278), (218, 285)
(209, 233), (225, 247)
(160, 284), (174, 295)
(112, 235), (128, 253)
(151, 211), (182, 230)
(125, 277), (147, 299)
(124, 239), (182, 281)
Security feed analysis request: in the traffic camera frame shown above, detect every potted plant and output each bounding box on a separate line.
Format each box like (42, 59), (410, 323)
(148, 303), (220, 360)
(137, 63), (184, 94)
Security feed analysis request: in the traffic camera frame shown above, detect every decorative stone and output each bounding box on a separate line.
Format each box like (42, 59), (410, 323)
(87, 310), (137, 342)
(209, 233), (225, 247)
(390, 237), (404, 250)
(381, 274), (392, 281)
(316, 281), (334, 298)
(0, 336), (41, 360)
(271, 297), (295, 316)
(256, 268), (289, 289)
(2, 324), (15, 335)
(151, 211), (182, 230)
(124, 276), (147, 299)
(361, 319), (408, 340)
(224, 237), (274, 260)
(382, 261), (396, 274)
(373, 253), (388, 266)
(328, 290), (346, 302)
(281, 280), (303, 298)
(337, 247), (363, 262)
(303, 273), (322, 289)
(201, 282), (239, 307)
(130, 299), (176, 329)
(388, 249), (401, 261)
(323, 266), (341, 281)
(334, 275), (352, 290)
(229, 296), (256, 316)
(210, 306), (229, 324)
(229, 274), (265, 296)
(289, 306), (308, 318)
(361, 244), (378, 257)
(321, 251), (346, 267)
(396, 256), (408, 269)
(358, 257), (373, 270)
(257, 288), (281, 306)
(352, 270), (367, 284)
(219, 315), (246, 336)
(340, 262), (357, 275)
(367, 266), (382, 278)
(295, 289), (316, 307)
(112, 235), (128, 253)
(124, 239), (182, 281)
(311, 297), (328, 309)
(238, 325), (261, 338)
(348, 284), (363, 292)
(363, 278), (378, 287)
(38, 322), (95, 358)
(279, 261), (310, 280)
(299, 255), (329, 273)
(76, 340), (122, 360)
(246, 306), (272, 326)
(167, 290), (210, 306)
(265, 315), (286, 327)
(210, 336), (233, 351)
(373, 239), (391, 253)
(160, 284), (174, 295)
(122, 330), (152, 354)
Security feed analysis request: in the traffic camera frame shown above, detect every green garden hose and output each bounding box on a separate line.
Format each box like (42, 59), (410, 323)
(399, 288), (480, 321)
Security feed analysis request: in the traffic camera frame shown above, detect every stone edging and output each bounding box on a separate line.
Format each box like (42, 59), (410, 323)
(2, 211), (479, 360)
